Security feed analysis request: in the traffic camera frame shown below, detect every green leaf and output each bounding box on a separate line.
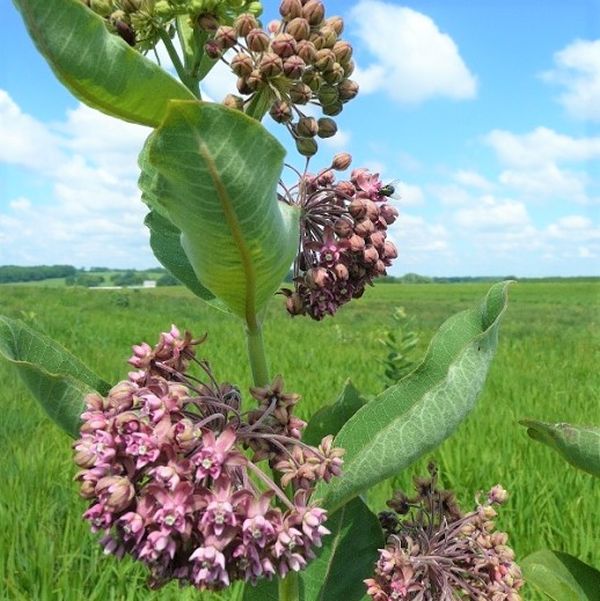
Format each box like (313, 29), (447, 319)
(139, 101), (300, 323)
(519, 420), (600, 477)
(144, 210), (228, 312)
(314, 281), (512, 513)
(303, 380), (367, 446)
(13, 0), (195, 127)
(522, 550), (600, 600)
(301, 497), (382, 601)
(241, 579), (278, 601)
(0, 316), (111, 438)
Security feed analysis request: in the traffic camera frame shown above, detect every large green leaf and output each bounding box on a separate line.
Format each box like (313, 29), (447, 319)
(139, 101), (300, 323)
(144, 210), (228, 312)
(301, 497), (382, 601)
(303, 379), (367, 447)
(0, 316), (111, 438)
(522, 550), (600, 600)
(13, 0), (195, 127)
(314, 282), (511, 513)
(519, 420), (600, 477)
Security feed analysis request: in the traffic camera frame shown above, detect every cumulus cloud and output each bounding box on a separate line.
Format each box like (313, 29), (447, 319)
(454, 196), (530, 231)
(453, 170), (493, 191)
(0, 91), (153, 267)
(542, 39), (600, 121)
(349, 1), (477, 103)
(485, 127), (600, 204)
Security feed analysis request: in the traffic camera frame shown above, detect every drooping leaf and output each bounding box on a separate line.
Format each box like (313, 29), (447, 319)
(314, 282), (512, 513)
(144, 210), (228, 312)
(0, 316), (111, 437)
(13, 0), (195, 127)
(139, 101), (300, 323)
(301, 497), (382, 601)
(519, 420), (600, 477)
(522, 550), (600, 600)
(303, 380), (368, 446)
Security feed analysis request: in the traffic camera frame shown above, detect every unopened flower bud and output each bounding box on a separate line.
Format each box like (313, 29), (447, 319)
(338, 78), (359, 102)
(302, 0), (325, 26)
(271, 33), (297, 58)
(246, 28), (270, 52)
(333, 40), (352, 63)
(289, 82), (312, 104)
(309, 32), (325, 51)
(280, 0), (303, 20)
(488, 485), (509, 505)
(283, 55), (306, 78)
(233, 13), (258, 37)
(323, 62), (345, 84)
(204, 39), (222, 59)
(296, 136), (318, 156)
(325, 15), (344, 35)
(236, 76), (253, 95)
(334, 263), (349, 280)
(120, 0), (141, 13)
(315, 84), (337, 106)
(322, 100), (343, 116)
(268, 19), (281, 34)
(302, 70), (323, 92)
(370, 230), (386, 249)
(89, 0), (112, 17)
(349, 198), (367, 219)
(364, 199), (380, 221)
(270, 99), (293, 123)
(85, 392), (106, 412)
(375, 259), (387, 275)
(96, 476), (134, 512)
(332, 152), (352, 171)
(314, 48), (336, 72)
(380, 204), (399, 225)
(348, 233), (366, 251)
(363, 245), (379, 264)
(230, 52), (254, 78)
(296, 39), (317, 64)
(383, 241), (398, 259)
(319, 26), (338, 49)
(296, 116), (319, 137)
(317, 170), (335, 186)
(259, 52), (284, 78)
(223, 94), (245, 110)
(197, 13), (220, 32)
(355, 218), (375, 237)
(335, 180), (356, 197)
(286, 17), (310, 41)
(306, 267), (329, 288)
(317, 117), (337, 138)
(246, 69), (264, 91)
(343, 59), (356, 77)
(215, 25), (238, 50)
(286, 291), (305, 315)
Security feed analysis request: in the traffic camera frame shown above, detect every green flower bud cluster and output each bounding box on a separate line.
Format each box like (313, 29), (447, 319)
(82, 0), (261, 52)
(207, 0), (359, 157)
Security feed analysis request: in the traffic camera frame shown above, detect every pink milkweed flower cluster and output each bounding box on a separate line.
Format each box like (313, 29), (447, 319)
(365, 466), (523, 601)
(280, 154), (399, 320)
(74, 325), (344, 591)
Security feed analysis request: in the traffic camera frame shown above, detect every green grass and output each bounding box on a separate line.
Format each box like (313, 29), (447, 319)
(1, 282), (598, 600)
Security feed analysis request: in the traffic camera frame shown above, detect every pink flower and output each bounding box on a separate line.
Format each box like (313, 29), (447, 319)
(124, 432), (160, 469)
(191, 428), (246, 481)
(190, 546), (229, 589)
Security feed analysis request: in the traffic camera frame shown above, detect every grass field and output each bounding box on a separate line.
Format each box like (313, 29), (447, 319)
(1, 281), (598, 600)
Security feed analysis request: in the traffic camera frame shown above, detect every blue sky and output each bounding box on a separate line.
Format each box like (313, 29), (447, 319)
(1, 0), (599, 276)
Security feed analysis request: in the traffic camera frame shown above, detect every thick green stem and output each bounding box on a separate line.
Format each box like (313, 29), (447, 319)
(278, 573), (300, 601)
(246, 324), (270, 387)
(157, 28), (200, 98)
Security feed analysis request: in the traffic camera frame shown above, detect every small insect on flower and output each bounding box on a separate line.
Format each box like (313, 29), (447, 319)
(379, 179), (402, 200)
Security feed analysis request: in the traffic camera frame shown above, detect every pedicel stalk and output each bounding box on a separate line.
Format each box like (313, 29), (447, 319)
(2, 1), (521, 599)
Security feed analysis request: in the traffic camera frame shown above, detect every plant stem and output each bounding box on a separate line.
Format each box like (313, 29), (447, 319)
(278, 573), (300, 601)
(246, 324), (270, 387)
(157, 28), (200, 98)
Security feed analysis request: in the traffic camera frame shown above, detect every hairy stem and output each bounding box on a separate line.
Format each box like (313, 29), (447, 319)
(278, 573), (300, 601)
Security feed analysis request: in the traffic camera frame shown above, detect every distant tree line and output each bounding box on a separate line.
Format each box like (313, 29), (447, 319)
(0, 265), (77, 283)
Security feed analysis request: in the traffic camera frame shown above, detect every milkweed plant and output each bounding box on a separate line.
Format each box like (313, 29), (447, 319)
(13, 0), (600, 599)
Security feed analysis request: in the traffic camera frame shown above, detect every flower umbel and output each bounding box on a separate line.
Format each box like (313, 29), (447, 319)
(279, 156), (399, 320)
(365, 464), (524, 600)
(74, 325), (343, 591)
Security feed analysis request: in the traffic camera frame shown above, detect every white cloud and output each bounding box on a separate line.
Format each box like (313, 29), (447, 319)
(0, 91), (153, 267)
(542, 39), (600, 121)
(453, 169), (493, 191)
(485, 127), (600, 204)
(350, 1), (477, 103)
(454, 195), (530, 231)
(392, 181), (425, 206)
(321, 127), (352, 151)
